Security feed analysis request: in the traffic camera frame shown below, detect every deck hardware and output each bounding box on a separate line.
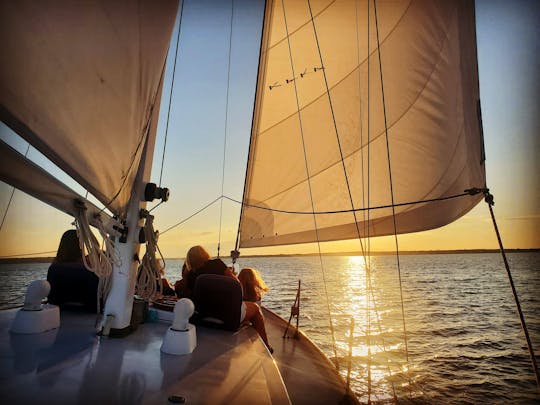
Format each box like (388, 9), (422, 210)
(144, 182), (170, 202)
(118, 225), (128, 243)
(283, 280), (301, 339)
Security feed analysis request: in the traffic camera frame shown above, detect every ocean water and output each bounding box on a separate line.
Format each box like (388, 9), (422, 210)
(1, 252), (539, 404)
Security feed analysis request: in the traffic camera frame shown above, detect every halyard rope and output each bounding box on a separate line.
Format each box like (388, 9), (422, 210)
(218, 0), (235, 259)
(159, 0), (185, 188)
(281, 0), (340, 369)
(373, 0), (410, 370)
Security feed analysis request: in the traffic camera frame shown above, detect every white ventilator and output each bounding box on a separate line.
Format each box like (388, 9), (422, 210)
(160, 298), (197, 355)
(11, 280), (60, 334)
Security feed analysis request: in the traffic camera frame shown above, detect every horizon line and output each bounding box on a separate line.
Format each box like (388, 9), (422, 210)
(1, 247), (538, 263)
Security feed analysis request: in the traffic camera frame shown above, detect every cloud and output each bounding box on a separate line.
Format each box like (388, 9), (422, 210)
(503, 215), (540, 221)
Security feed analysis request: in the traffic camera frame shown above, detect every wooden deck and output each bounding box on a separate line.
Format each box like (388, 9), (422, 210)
(263, 308), (359, 405)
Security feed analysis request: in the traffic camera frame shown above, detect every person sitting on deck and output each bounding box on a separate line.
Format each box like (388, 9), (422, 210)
(238, 267), (269, 306)
(184, 245), (273, 353)
(173, 262), (191, 298)
(46, 229), (99, 312)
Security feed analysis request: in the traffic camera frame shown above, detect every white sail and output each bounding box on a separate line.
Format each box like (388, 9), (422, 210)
(240, 0), (486, 248)
(0, 140), (111, 228)
(0, 0), (178, 218)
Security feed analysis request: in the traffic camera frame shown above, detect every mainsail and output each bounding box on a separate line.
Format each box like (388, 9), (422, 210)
(240, 0), (486, 248)
(0, 0), (178, 219)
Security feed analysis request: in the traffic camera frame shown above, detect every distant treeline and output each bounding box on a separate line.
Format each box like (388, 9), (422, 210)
(0, 257), (55, 264)
(1, 248), (538, 264)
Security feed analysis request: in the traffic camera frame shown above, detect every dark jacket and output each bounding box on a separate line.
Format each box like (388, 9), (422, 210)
(47, 262), (99, 312)
(186, 258), (228, 293)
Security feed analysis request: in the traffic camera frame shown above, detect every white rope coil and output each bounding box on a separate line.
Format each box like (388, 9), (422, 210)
(74, 203), (117, 313)
(136, 212), (164, 301)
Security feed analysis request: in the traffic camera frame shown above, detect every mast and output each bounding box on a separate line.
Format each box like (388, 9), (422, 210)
(102, 72), (166, 334)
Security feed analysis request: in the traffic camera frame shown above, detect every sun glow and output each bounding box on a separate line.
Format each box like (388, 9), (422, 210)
(347, 255), (365, 267)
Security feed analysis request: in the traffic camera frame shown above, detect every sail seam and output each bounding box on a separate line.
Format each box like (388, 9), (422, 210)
(253, 7), (458, 206)
(259, 0), (413, 136)
(266, 0), (335, 51)
(258, 2), (452, 148)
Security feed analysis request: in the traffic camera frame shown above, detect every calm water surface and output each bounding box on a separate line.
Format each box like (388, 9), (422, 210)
(1, 252), (539, 404)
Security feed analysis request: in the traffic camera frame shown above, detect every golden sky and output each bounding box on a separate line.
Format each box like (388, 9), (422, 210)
(0, 0), (538, 258)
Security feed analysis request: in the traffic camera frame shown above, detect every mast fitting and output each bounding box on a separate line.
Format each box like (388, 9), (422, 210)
(144, 182), (170, 203)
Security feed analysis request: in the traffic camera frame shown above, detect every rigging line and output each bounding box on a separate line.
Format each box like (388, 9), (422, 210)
(218, 0), (235, 258)
(233, 0), (270, 257)
(148, 200), (164, 213)
(160, 196), (222, 235)
(484, 192), (540, 389)
(223, 191), (471, 215)
(355, 0), (368, 243)
(282, 0), (339, 369)
(373, 0), (410, 367)
(304, 0), (385, 386)
(0, 186), (16, 233)
(0, 144), (30, 233)
(159, 0), (185, 188)
(366, 0), (373, 399)
(306, 0), (369, 257)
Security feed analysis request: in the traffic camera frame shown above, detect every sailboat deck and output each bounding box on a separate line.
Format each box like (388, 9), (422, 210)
(0, 305), (359, 404)
(0, 308), (290, 404)
(263, 308), (358, 405)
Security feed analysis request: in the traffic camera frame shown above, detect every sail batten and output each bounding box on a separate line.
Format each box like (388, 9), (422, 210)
(239, 0), (485, 248)
(0, 0), (178, 218)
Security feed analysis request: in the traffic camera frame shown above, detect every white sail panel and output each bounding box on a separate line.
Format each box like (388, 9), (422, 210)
(0, 140), (112, 228)
(0, 0), (178, 218)
(240, 0), (485, 248)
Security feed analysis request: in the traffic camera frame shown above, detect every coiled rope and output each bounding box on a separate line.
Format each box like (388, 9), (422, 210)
(136, 211), (165, 300)
(74, 202), (117, 313)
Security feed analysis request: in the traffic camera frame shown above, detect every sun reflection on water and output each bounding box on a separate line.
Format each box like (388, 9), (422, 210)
(335, 255), (416, 403)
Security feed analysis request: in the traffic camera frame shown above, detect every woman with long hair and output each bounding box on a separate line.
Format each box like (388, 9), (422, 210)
(238, 267), (269, 306)
(183, 245), (272, 352)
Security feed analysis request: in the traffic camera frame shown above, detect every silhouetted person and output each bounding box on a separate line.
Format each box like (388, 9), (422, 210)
(47, 230), (99, 312)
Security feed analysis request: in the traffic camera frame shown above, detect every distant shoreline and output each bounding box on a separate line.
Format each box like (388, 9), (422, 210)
(1, 248), (538, 264)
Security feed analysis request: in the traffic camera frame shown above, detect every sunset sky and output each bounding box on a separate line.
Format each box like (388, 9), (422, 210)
(0, 0), (538, 259)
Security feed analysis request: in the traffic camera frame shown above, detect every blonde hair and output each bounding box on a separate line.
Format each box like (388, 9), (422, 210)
(238, 267), (269, 301)
(185, 245), (210, 271)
